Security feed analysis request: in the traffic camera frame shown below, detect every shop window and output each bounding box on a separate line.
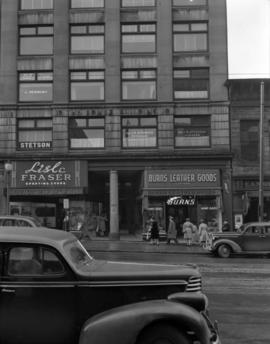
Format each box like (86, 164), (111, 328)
(121, 0), (155, 7)
(71, 0), (104, 8)
(121, 23), (156, 53)
(240, 120), (259, 161)
(69, 117), (105, 149)
(17, 118), (53, 150)
(70, 70), (104, 101)
(70, 24), (104, 54)
(122, 69), (156, 100)
(19, 71), (53, 102)
(173, 68), (209, 99)
(20, 0), (53, 9)
(175, 115), (210, 147)
(173, 22), (207, 52)
(173, 0), (207, 6)
(122, 117), (157, 148)
(19, 26), (53, 55)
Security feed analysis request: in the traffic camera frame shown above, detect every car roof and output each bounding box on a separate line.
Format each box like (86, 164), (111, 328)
(0, 215), (37, 221)
(0, 227), (75, 249)
(244, 222), (270, 226)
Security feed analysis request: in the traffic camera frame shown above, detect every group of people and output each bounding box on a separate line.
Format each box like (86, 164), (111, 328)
(149, 216), (230, 246)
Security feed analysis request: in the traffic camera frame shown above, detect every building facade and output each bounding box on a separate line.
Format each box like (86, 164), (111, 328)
(229, 79), (270, 228)
(0, 0), (231, 237)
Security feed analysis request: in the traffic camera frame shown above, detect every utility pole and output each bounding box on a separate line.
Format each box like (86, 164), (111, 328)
(259, 81), (264, 221)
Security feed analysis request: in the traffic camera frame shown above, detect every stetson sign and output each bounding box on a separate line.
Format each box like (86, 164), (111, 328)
(9, 160), (88, 195)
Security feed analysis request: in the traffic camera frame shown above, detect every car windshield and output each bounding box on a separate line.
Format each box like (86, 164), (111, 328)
(63, 240), (93, 272)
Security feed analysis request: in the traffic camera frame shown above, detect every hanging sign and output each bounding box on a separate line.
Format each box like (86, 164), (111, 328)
(166, 196), (196, 206)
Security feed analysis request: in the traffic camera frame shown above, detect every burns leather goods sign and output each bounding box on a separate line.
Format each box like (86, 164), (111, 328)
(10, 161), (87, 189)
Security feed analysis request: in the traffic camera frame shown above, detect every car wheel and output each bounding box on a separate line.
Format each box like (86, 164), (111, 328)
(137, 324), (190, 344)
(217, 244), (231, 258)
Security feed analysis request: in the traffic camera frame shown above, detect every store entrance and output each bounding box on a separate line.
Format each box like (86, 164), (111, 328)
(165, 204), (197, 237)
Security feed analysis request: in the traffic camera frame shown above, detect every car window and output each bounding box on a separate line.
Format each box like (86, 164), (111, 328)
(14, 220), (32, 227)
(3, 219), (15, 226)
(245, 226), (262, 235)
(7, 246), (65, 277)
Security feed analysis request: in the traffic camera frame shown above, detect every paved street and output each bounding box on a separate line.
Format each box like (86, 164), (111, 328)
(83, 236), (270, 344)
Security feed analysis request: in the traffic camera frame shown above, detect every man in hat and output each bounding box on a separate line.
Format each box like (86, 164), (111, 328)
(167, 216), (178, 244)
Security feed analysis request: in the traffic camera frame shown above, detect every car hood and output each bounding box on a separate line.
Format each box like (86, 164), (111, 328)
(79, 259), (200, 282)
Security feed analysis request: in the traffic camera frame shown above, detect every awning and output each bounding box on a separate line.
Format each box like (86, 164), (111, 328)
(144, 188), (221, 197)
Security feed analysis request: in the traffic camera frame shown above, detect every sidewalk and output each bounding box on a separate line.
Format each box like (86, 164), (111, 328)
(81, 231), (205, 255)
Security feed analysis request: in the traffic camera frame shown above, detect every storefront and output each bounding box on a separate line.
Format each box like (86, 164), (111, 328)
(142, 169), (223, 234)
(8, 160), (88, 229)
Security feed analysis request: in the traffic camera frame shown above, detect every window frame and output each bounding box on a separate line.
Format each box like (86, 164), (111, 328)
(18, 71), (53, 102)
(172, 0), (208, 6)
(70, 0), (104, 8)
(173, 21), (208, 53)
(20, 0), (54, 10)
(121, 116), (158, 149)
(70, 24), (105, 54)
(121, 0), (156, 7)
(70, 70), (105, 101)
(121, 68), (157, 100)
(173, 68), (209, 100)
(19, 25), (54, 56)
(69, 117), (105, 150)
(240, 119), (259, 162)
(17, 117), (53, 151)
(174, 115), (211, 148)
(121, 23), (156, 54)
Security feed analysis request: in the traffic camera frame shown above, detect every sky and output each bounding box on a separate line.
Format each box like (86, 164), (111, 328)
(227, 0), (270, 79)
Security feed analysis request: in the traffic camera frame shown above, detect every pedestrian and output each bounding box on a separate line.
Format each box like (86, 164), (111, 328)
(222, 219), (230, 232)
(96, 213), (107, 237)
(150, 216), (159, 245)
(192, 223), (200, 245)
(182, 218), (193, 246)
(167, 216), (178, 244)
(198, 219), (209, 247)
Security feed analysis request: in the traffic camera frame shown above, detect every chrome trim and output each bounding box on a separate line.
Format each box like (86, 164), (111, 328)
(186, 276), (202, 292)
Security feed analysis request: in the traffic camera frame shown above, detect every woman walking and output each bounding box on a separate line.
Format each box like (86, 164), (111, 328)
(166, 216), (178, 244)
(182, 218), (193, 246)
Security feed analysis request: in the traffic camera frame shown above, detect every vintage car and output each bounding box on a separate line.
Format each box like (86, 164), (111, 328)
(0, 227), (220, 344)
(0, 215), (43, 228)
(205, 221), (270, 258)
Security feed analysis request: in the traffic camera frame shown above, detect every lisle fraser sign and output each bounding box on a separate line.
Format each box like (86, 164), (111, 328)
(145, 169), (220, 189)
(11, 161), (88, 189)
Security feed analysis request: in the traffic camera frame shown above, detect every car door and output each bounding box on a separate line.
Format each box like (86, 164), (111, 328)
(239, 225), (265, 251)
(0, 243), (78, 344)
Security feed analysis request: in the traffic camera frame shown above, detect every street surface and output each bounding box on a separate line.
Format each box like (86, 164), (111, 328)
(88, 243), (270, 344)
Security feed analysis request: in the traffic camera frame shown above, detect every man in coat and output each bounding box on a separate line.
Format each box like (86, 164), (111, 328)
(167, 216), (178, 244)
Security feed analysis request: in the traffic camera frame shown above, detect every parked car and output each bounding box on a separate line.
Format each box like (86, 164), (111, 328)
(205, 221), (270, 258)
(142, 227), (167, 241)
(0, 215), (43, 228)
(0, 227), (220, 344)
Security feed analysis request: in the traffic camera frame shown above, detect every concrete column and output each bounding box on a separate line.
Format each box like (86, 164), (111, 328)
(109, 170), (120, 240)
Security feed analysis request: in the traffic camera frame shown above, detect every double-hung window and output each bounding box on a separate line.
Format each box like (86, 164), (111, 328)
(19, 71), (53, 102)
(121, 0), (155, 7)
(173, 22), (208, 52)
(70, 24), (104, 54)
(70, 71), (104, 101)
(20, 0), (53, 9)
(69, 117), (105, 149)
(240, 120), (259, 161)
(19, 26), (53, 55)
(17, 118), (53, 151)
(122, 117), (157, 148)
(121, 23), (156, 53)
(175, 116), (211, 147)
(122, 69), (156, 100)
(71, 0), (104, 8)
(173, 68), (209, 99)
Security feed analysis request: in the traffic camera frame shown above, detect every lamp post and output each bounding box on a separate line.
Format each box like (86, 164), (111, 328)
(4, 162), (13, 215)
(258, 81), (265, 221)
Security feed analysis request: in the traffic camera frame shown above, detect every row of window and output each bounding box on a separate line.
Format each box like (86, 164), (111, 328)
(19, 68), (209, 101)
(18, 22), (208, 55)
(17, 115), (211, 150)
(20, 0), (207, 10)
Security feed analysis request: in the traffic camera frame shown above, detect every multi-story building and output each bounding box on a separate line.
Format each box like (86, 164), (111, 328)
(0, 0), (231, 237)
(228, 79), (270, 227)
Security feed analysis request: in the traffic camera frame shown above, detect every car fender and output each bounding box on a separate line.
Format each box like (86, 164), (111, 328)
(79, 300), (211, 344)
(213, 238), (242, 253)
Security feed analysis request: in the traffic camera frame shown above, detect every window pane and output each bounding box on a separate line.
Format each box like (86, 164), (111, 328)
(173, 24), (190, 32)
(122, 34), (155, 53)
(71, 0), (104, 8)
(71, 26), (87, 34)
(122, 25), (138, 33)
(122, 81), (156, 100)
(191, 23), (207, 31)
(174, 33), (207, 52)
(19, 83), (53, 101)
(175, 116), (210, 147)
(37, 72), (53, 81)
(173, 0), (207, 5)
(18, 119), (35, 128)
(88, 71), (104, 80)
(71, 36), (104, 54)
(21, 0), (53, 10)
(20, 27), (36, 35)
(240, 120), (259, 161)
(38, 26), (54, 35)
(19, 73), (36, 81)
(123, 128), (157, 147)
(88, 118), (104, 127)
(122, 0), (155, 6)
(122, 118), (139, 126)
(140, 24), (156, 32)
(140, 70), (156, 79)
(19, 130), (52, 142)
(174, 69), (209, 99)
(37, 119), (52, 127)
(71, 82), (104, 101)
(20, 37), (53, 55)
(88, 25), (104, 34)
(70, 129), (104, 148)
(140, 117), (156, 126)
(70, 118), (87, 127)
(122, 71), (138, 79)
(70, 72), (87, 80)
